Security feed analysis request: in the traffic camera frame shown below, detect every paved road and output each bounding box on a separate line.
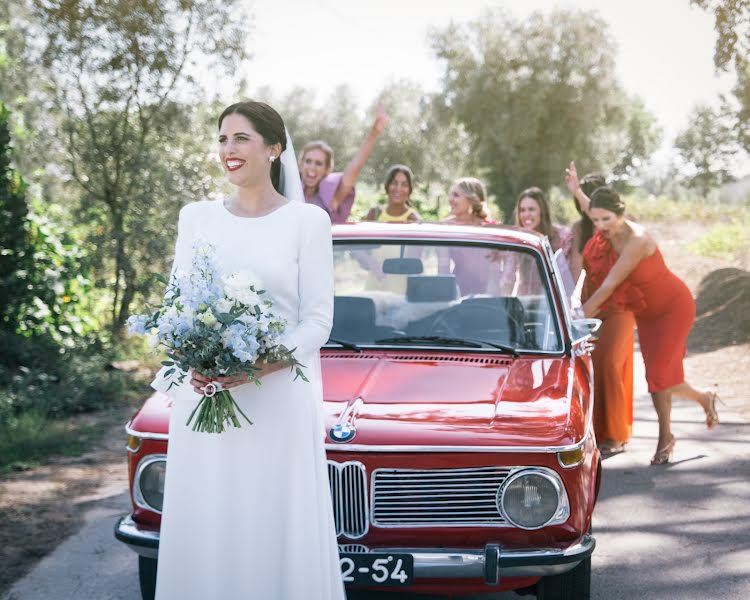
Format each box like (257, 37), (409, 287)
(3, 357), (749, 600)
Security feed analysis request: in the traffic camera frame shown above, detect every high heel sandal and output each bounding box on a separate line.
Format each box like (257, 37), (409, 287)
(704, 389), (720, 430)
(650, 434), (675, 465)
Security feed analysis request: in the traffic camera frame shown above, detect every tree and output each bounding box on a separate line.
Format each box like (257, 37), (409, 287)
(255, 84), (367, 171)
(33, 0), (248, 331)
(0, 102), (31, 333)
(0, 103), (91, 351)
(429, 8), (660, 217)
(693, 0), (750, 156)
(692, 0), (750, 71)
(674, 101), (738, 196)
(362, 80), (477, 194)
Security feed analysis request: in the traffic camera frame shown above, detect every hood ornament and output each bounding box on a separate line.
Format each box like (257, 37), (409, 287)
(330, 423), (356, 443)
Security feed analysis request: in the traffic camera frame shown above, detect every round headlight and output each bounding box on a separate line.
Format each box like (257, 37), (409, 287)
(136, 457), (166, 512)
(498, 470), (563, 530)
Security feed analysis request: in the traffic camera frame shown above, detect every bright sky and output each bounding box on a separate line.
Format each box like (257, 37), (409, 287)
(230, 0), (734, 168)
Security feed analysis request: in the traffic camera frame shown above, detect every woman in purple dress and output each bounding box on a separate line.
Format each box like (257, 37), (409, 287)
(299, 105), (388, 223)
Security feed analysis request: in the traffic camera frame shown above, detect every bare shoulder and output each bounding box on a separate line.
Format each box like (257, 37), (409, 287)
(624, 221), (656, 256)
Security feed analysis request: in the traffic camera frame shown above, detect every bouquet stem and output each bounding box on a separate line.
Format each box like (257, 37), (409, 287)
(186, 389), (253, 433)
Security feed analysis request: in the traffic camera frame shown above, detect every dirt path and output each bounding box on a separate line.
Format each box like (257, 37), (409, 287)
(0, 406), (133, 594)
(0, 219), (747, 595)
(654, 221), (750, 419)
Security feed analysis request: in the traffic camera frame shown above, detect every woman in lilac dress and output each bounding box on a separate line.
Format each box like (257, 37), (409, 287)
(498, 187), (572, 296)
(299, 105), (388, 223)
(439, 177), (497, 295)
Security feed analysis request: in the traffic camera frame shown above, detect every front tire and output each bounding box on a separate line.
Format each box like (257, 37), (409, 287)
(138, 556), (157, 600)
(535, 556), (590, 600)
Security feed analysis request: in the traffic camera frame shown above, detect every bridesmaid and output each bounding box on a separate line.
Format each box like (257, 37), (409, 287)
(300, 104), (388, 223)
(581, 226), (636, 456)
(565, 165), (606, 283)
(362, 165), (421, 292)
(513, 187), (572, 256)
(443, 177), (495, 225)
(565, 165), (634, 456)
(499, 187), (572, 296)
(581, 187), (719, 465)
(365, 164), (422, 223)
(439, 177), (496, 295)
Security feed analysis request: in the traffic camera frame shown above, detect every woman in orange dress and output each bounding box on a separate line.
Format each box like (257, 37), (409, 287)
(580, 187), (719, 465)
(582, 233), (636, 455)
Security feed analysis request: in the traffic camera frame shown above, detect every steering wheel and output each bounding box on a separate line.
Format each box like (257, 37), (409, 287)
(429, 304), (523, 342)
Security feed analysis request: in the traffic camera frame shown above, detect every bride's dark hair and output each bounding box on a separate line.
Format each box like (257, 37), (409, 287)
(218, 101), (287, 192)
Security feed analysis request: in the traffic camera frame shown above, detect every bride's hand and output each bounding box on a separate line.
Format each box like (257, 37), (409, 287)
(190, 362), (288, 393)
(190, 370), (212, 394)
(190, 370), (249, 392)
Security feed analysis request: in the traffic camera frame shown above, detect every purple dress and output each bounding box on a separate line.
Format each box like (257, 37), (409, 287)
(306, 172), (355, 224)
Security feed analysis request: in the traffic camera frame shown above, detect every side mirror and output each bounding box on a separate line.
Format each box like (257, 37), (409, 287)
(571, 318), (601, 343)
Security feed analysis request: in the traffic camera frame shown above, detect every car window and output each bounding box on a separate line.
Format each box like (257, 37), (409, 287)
(330, 242), (563, 352)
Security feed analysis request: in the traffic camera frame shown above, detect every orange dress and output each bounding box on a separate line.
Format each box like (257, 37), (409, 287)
(624, 246), (695, 393)
(583, 233), (636, 444)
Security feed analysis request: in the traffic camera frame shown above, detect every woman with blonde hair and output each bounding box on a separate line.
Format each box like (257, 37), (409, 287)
(443, 177), (494, 225)
(299, 105), (388, 223)
(439, 177), (496, 295)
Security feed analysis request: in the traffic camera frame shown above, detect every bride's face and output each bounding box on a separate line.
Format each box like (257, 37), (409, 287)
(218, 113), (275, 186)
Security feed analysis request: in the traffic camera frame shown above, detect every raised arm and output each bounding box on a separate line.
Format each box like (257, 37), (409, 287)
(582, 235), (648, 317)
(331, 104), (389, 210)
(565, 161), (592, 215)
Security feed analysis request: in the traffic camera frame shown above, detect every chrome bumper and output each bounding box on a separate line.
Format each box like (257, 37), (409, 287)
(114, 515), (160, 559)
(115, 515), (595, 583)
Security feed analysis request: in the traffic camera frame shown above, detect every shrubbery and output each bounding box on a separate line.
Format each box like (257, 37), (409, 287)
(0, 103), (137, 466)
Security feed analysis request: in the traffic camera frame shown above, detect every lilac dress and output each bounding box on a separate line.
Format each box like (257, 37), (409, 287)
(306, 172), (355, 224)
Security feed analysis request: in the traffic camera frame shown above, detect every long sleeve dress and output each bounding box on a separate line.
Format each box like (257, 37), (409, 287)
(152, 199), (346, 600)
(582, 231), (637, 445)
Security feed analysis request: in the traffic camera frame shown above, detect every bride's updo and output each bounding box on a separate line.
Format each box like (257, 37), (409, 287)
(218, 101), (287, 192)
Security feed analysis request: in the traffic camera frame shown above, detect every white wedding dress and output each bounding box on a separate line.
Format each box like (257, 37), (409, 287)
(152, 199), (345, 600)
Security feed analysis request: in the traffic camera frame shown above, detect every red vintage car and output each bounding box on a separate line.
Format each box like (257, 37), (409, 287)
(115, 223), (602, 599)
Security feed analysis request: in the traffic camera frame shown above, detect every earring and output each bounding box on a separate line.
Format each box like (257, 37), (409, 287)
(268, 155), (276, 163)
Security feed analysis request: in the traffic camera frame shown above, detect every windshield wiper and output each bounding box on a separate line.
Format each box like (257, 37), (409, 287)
(374, 335), (518, 356)
(326, 337), (363, 353)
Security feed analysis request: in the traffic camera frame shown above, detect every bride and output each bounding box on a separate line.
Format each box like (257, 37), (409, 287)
(151, 101), (345, 599)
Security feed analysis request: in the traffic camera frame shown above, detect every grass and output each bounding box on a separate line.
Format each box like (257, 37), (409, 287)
(0, 366), (150, 476)
(0, 411), (110, 475)
(688, 220), (750, 262)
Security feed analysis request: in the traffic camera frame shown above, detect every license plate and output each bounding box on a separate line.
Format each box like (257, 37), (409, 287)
(339, 552), (413, 586)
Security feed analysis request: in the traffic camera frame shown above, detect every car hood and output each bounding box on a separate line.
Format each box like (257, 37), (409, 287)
(321, 352), (587, 449)
(129, 352), (588, 449)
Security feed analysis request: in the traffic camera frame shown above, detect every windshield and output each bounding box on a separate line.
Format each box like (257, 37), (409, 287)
(329, 241), (563, 352)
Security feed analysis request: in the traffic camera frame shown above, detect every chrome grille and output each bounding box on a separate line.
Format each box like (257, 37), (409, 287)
(372, 466), (512, 527)
(328, 460), (368, 539)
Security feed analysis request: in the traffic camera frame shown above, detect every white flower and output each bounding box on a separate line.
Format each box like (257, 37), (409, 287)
(222, 271), (263, 306)
(215, 297), (234, 314)
(200, 311), (218, 328)
(147, 330), (160, 348)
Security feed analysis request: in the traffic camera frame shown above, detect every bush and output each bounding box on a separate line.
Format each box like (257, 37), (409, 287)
(689, 221), (750, 262)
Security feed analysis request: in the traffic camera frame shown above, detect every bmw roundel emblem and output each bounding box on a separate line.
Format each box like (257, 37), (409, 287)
(330, 423), (356, 443)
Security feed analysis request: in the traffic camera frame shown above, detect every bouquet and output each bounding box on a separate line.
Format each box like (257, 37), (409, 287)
(127, 242), (307, 433)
